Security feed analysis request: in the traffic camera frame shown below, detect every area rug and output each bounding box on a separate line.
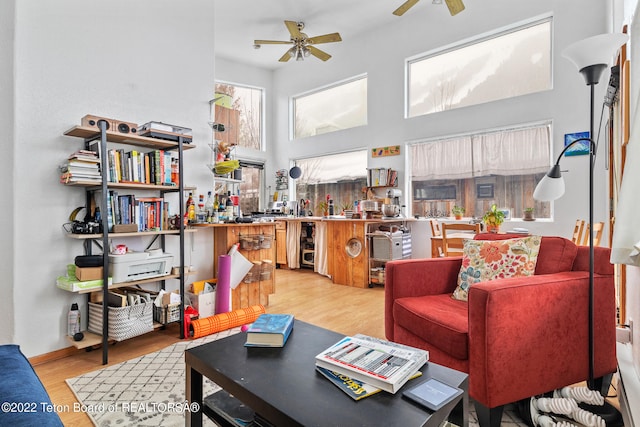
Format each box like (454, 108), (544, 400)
(66, 328), (241, 426)
(67, 326), (528, 427)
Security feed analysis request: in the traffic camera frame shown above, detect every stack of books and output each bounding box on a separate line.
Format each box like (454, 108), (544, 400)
(60, 150), (101, 184)
(315, 334), (428, 398)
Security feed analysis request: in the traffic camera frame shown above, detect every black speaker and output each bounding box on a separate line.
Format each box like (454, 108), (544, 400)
(75, 255), (104, 268)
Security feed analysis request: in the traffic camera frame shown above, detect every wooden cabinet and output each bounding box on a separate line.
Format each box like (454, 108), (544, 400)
(275, 220), (287, 266)
(326, 221), (368, 288)
(212, 223), (276, 310)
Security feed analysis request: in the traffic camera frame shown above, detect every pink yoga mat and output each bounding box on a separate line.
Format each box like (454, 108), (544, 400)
(215, 254), (231, 314)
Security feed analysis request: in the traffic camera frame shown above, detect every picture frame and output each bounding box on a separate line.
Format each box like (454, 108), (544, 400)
(498, 208), (511, 220)
(564, 131), (590, 156)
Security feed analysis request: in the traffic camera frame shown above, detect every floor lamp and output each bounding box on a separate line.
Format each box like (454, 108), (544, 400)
(533, 32), (627, 413)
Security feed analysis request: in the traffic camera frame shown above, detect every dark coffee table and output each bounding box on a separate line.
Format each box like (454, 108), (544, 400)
(186, 320), (468, 427)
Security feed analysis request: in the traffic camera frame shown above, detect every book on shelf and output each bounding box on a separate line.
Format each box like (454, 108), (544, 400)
(316, 366), (423, 401)
(314, 334), (428, 394)
(244, 313), (294, 347)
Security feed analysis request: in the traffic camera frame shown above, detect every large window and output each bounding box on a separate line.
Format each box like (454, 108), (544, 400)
(294, 150), (368, 215)
(407, 17), (552, 118)
(410, 123), (552, 219)
(214, 82), (263, 150)
(292, 75), (367, 139)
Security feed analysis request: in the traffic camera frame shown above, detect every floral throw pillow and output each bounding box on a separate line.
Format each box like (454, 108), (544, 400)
(452, 236), (542, 301)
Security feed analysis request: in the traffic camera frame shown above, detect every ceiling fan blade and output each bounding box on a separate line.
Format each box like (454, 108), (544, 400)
(445, 0), (465, 16)
(308, 45), (331, 61)
(254, 39), (293, 45)
(393, 0), (420, 16)
(307, 32), (342, 45)
(285, 20), (303, 39)
(279, 51), (293, 62)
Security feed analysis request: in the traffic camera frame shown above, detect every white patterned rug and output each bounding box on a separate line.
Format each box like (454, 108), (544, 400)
(66, 328), (241, 427)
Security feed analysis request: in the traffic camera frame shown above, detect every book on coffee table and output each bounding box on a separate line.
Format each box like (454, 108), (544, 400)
(315, 334), (428, 394)
(316, 366), (423, 401)
(244, 313), (294, 347)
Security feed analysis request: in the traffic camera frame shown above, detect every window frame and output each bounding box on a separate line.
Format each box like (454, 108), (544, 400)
(404, 14), (553, 118)
(290, 73), (368, 140)
(214, 80), (266, 151)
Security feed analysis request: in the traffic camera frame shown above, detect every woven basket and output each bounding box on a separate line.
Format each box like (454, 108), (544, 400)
(88, 301), (154, 341)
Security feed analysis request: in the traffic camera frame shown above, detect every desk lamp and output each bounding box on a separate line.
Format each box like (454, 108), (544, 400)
(533, 33), (627, 415)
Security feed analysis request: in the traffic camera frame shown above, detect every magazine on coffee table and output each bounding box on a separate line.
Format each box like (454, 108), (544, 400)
(315, 334), (428, 394)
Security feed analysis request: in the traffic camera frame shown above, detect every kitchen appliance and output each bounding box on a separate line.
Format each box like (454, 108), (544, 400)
(386, 189), (402, 206)
(381, 204), (400, 218)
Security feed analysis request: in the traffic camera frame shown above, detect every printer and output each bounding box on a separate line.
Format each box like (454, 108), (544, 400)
(109, 250), (173, 283)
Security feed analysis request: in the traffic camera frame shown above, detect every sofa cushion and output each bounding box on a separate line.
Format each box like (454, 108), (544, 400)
(394, 294), (469, 360)
(0, 344), (63, 426)
(452, 235), (542, 301)
(474, 234), (578, 275)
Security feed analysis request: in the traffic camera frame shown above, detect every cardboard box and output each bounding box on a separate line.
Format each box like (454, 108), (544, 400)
(76, 266), (103, 281)
(161, 290), (181, 307)
(187, 291), (216, 318)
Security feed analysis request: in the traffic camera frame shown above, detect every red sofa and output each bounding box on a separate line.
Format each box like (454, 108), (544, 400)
(384, 234), (617, 426)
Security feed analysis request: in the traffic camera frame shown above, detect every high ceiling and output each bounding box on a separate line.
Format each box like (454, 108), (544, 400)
(214, 0), (462, 70)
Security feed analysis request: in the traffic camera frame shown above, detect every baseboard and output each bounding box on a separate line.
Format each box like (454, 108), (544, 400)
(29, 346), (79, 366)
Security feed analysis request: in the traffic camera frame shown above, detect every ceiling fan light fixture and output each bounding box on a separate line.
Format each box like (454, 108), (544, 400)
(302, 46), (311, 57)
(295, 49), (304, 61)
(287, 47), (296, 58)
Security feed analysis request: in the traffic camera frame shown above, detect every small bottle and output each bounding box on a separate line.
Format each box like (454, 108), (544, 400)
(328, 199), (334, 216)
(186, 192), (195, 223)
(171, 158), (179, 185)
(226, 191), (234, 220)
(68, 303), (80, 336)
(213, 194), (220, 223)
(204, 191), (214, 223)
(196, 194), (206, 223)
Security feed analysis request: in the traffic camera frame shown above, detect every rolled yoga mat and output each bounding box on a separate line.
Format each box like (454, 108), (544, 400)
(215, 254), (231, 314)
(190, 305), (265, 338)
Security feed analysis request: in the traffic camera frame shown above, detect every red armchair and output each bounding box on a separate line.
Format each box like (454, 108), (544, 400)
(384, 234), (617, 427)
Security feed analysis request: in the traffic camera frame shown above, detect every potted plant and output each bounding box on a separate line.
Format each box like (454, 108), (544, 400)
(523, 207), (535, 221)
(483, 204), (505, 233)
(317, 201), (329, 217)
(451, 205), (465, 220)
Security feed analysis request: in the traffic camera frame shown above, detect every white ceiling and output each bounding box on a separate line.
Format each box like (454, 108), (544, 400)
(214, 0), (458, 70)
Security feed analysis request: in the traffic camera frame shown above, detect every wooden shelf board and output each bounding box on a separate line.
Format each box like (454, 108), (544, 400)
(66, 331), (104, 349)
(64, 125), (195, 150)
(76, 274), (181, 294)
(65, 228), (197, 239)
(62, 181), (196, 192)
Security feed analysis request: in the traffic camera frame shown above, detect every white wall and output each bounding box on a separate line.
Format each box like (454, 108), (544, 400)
(0, 0), (16, 344)
(268, 0), (611, 240)
(8, 0), (216, 357)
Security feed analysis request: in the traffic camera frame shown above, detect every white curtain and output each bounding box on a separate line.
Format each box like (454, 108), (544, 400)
(611, 104), (640, 266)
(411, 124), (550, 179)
(411, 136), (473, 180)
(286, 221), (302, 269)
(314, 221), (329, 277)
(295, 150), (367, 184)
(472, 126), (550, 176)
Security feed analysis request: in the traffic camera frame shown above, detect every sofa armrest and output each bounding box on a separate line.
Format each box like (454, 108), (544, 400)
(467, 271), (617, 408)
(385, 257), (462, 340)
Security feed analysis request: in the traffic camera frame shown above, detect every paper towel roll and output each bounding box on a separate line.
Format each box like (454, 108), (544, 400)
(216, 254), (231, 314)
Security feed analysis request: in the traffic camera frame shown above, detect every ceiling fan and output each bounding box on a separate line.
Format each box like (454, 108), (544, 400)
(393, 0), (465, 17)
(253, 21), (342, 62)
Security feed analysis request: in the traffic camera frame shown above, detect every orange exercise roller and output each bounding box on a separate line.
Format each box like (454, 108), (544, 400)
(189, 305), (265, 338)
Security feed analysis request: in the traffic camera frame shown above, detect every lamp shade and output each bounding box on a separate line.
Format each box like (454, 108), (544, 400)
(562, 33), (628, 72)
(533, 173), (565, 201)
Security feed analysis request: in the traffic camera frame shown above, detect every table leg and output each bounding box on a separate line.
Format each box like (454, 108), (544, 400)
(185, 362), (203, 427)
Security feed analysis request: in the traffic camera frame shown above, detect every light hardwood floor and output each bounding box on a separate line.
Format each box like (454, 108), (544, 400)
(32, 268), (385, 426)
